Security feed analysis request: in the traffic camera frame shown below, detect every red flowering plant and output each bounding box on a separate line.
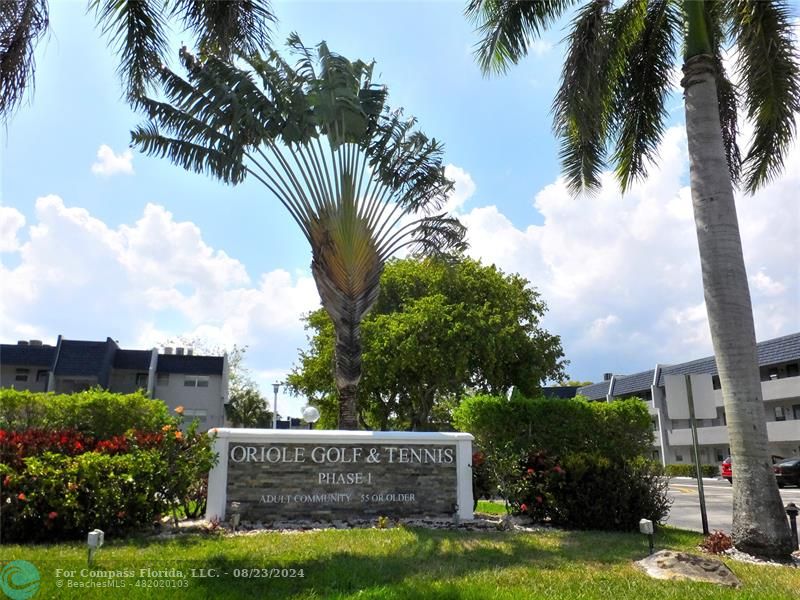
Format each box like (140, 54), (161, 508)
(470, 450), (497, 509)
(505, 450), (567, 522)
(0, 428), (93, 469)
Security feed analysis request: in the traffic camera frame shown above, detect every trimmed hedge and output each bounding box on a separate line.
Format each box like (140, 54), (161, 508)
(2, 449), (167, 541)
(0, 390), (216, 542)
(0, 388), (171, 439)
(664, 464), (720, 478)
(453, 394), (653, 462)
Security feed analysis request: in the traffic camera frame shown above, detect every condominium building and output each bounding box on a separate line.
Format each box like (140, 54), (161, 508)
(0, 336), (229, 430)
(578, 332), (800, 465)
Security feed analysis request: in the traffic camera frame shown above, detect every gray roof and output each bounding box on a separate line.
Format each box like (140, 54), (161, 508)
(156, 354), (223, 375)
(54, 339), (115, 377)
(0, 344), (56, 367)
(113, 350), (152, 370)
(577, 381), (611, 401)
(576, 332), (800, 398)
(542, 386), (580, 399)
(612, 369), (655, 397)
(656, 332), (800, 386)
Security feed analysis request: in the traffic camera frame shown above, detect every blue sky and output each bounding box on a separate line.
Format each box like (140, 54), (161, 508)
(2, 1), (798, 417)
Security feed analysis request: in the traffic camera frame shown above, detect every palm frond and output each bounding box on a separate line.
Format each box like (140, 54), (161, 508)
(132, 36), (466, 308)
(552, 0), (615, 192)
(171, 0), (274, 58)
(0, 0), (48, 120)
(90, 0), (169, 102)
(610, 0), (680, 191)
(726, 0), (800, 193)
(466, 0), (578, 75)
(131, 121), (246, 183)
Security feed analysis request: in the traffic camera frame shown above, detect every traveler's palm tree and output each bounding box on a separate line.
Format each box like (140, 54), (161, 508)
(467, 0), (798, 558)
(0, 0), (275, 118)
(130, 37), (466, 430)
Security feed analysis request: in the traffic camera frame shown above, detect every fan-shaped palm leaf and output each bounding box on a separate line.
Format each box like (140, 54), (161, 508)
(131, 36), (466, 428)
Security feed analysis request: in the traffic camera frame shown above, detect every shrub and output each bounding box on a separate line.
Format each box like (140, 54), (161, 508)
(0, 429), (92, 469)
(471, 451), (497, 509)
(453, 395), (653, 463)
(1, 449), (166, 542)
(0, 417), (217, 542)
(0, 389), (171, 439)
(507, 451), (671, 531)
(701, 530), (733, 554)
(664, 464), (719, 478)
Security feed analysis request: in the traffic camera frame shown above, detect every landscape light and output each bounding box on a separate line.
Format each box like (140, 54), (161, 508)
(87, 529), (104, 566)
(639, 518), (654, 555)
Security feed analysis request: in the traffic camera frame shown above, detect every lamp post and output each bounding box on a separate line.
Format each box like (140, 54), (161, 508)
(272, 382), (280, 429)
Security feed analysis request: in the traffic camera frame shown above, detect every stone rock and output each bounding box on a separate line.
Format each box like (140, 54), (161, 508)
(636, 550), (740, 588)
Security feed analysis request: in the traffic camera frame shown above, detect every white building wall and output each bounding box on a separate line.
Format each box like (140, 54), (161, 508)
(154, 373), (226, 430)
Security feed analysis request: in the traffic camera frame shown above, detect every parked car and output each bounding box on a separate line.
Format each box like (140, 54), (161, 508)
(773, 457), (800, 488)
(719, 455), (785, 484)
(720, 456), (732, 483)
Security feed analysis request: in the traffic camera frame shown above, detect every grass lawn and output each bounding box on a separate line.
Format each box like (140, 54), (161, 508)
(3, 526), (798, 599)
(475, 500), (507, 515)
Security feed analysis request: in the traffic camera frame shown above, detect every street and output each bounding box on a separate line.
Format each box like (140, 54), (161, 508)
(666, 478), (800, 533)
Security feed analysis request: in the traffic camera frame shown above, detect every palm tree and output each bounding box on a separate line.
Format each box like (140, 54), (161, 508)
(467, 0), (798, 558)
(0, 0), (275, 119)
(130, 37), (466, 430)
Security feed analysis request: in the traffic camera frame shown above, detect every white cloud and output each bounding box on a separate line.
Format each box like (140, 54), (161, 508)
(0, 197), (320, 389)
(530, 40), (553, 57)
(751, 271), (786, 297)
(0, 206), (26, 252)
(456, 125), (799, 379)
(444, 164), (477, 214)
(91, 144), (134, 176)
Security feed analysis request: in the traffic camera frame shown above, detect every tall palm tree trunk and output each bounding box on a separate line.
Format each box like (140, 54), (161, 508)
(682, 53), (793, 558)
(312, 257), (380, 430)
(332, 318), (362, 430)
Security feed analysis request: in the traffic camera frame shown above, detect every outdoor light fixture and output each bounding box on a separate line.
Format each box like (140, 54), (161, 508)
(302, 405), (320, 429)
(786, 503), (799, 550)
(230, 502), (241, 532)
(272, 382), (281, 429)
(639, 518), (654, 555)
(87, 529), (104, 566)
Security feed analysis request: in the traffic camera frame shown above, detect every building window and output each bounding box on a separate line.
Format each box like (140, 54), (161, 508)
(183, 408), (207, 423)
(15, 368), (30, 382)
(711, 375), (721, 390)
(787, 363), (799, 378)
(135, 373), (148, 388)
(184, 375), (210, 388)
(157, 373), (169, 386)
(775, 406), (786, 422)
(651, 419), (658, 431)
(36, 370), (48, 382)
(794, 405), (800, 420)
(675, 453), (684, 462)
(768, 367), (779, 381)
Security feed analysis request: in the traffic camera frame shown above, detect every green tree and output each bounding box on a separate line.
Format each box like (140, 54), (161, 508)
(131, 38), (465, 430)
(0, 0), (275, 119)
(466, 0), (798, 558)
(287, 257), (566, 430)
(226, 387), (273, 428)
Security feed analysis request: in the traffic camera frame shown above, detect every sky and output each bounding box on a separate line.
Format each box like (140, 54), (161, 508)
(1, 1), (798, 418)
